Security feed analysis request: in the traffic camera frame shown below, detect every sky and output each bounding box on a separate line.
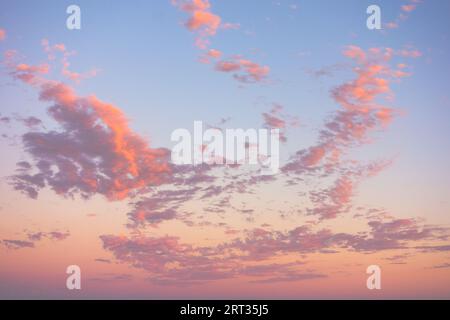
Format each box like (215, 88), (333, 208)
(0, 0), (450, 299)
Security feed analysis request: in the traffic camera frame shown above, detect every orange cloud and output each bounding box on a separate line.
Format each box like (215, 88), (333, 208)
(0, 28), (6, 41)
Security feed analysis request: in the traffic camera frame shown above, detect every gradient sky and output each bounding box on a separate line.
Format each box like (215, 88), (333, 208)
(1, 0), (450, 299)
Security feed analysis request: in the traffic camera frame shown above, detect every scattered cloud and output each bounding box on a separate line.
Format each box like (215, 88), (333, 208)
(89, 273), (133, 282)
(262, 103), (299, 142)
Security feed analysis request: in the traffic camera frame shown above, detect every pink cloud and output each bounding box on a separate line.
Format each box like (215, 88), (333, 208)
(185, 10), (221, 35)
(1, 239), (34, 250)
(199, 48), (222, 64)
(401, 4), (417, 12)
(0, 28), (6, 41)
(172, 0), (222, 49)
(27, 230), (70, 241)
(221, 22), (240, 30)
(6, 58), (225, 216)
(284, 46), (418, 176)
(172, 1), (270, 85)
(215, 60), (241, 72)
(396, 48), (422, 58)
(282, 46), (419, 219)
(215, 57), (270, 83)
(261, 104), (299, 143)
(42, 38), (99, 83)
(207, 48), (222, 59)
(9, 79), (172, 200)
(3, 44), (176, 200)
(343, 45), (366, 63)
(100, 217), (449, 285)
(385, 22), (399, 29)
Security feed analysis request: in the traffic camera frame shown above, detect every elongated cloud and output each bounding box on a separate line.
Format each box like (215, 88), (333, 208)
(0, 28), (6, 41)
